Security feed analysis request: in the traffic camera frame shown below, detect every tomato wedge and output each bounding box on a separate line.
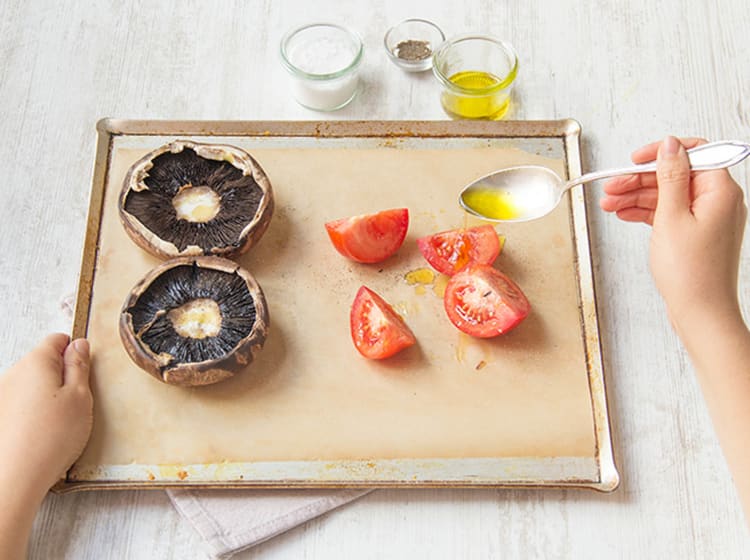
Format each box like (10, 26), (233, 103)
(444, 264), (530, 338)
(325, 208), (409, 264)
(417, 225), (501, 276)
(350, 286), (416, 359)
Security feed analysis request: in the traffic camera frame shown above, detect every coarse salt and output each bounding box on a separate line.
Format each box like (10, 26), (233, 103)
(281, 24), (362, 111)
(287, 36), (357, 75)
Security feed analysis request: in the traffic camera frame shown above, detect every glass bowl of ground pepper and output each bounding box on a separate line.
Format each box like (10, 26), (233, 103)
(384, 19), (445, 72)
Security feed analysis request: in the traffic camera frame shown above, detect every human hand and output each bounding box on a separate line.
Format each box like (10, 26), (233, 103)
(600, 136), (747, 329)
(0, 333), (93, 502)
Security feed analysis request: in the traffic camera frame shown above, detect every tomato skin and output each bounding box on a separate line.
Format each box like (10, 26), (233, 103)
(417, 225), (501, 276)
(350, 286), (416, 359)
(444, 264), (530, 338)
(325, 208), (409, 264)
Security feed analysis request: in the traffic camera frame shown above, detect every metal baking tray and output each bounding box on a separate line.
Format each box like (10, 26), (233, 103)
(57, 119), (618, 492)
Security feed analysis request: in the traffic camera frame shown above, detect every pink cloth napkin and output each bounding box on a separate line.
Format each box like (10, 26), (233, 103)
(167, 488), (372, 558)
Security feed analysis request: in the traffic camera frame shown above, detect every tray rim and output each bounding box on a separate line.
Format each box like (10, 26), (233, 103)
(58, 118), (619, 494)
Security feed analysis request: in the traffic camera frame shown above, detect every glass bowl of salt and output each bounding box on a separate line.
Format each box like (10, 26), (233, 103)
(280, 23), (364, 111)
(384, 19), (445, 72)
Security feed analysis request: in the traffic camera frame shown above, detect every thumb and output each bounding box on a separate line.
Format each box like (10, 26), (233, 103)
(655, 135), (691, 219)
(63, 338), (91, 387)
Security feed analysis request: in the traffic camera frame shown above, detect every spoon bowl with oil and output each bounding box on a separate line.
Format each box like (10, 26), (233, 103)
(460, 140), (750, 223)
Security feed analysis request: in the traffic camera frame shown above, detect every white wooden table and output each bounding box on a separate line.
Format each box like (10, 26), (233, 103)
(1, 1), (749, 558)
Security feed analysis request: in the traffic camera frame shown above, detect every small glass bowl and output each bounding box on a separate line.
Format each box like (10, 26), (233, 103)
(432, 35), (518, 120)
(280, 23), (364, 111)
(384, 19), (445, 72)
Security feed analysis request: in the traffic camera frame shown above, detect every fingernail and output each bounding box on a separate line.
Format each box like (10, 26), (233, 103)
(661, 135), (680, 156)
(73, 339), (90, 357)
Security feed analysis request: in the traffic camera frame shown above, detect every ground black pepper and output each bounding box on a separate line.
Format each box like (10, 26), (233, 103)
(394, 39), (431, 61)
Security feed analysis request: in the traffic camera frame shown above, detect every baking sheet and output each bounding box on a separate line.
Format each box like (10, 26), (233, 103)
(59, 120), (618, 492)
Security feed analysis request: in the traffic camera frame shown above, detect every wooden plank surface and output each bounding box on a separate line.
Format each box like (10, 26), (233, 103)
(0, 0), (748, 558)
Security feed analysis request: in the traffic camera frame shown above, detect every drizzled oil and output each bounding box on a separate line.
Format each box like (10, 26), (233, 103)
(403, 267), (450, 298)
(461, 187), (522, 220)
(404, 268), (435, 285)
(441, 70), (511, 120)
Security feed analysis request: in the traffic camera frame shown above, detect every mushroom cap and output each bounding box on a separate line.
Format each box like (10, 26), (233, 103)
(119, 256), (269, 387)
(119, 140), (274, 259)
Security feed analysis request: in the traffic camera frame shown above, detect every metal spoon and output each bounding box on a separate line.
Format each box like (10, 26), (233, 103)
(459, 140), (750, 223)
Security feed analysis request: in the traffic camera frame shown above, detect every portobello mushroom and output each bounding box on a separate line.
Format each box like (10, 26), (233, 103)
(119, 140), (274, 258)
(119, 256), (269, 387)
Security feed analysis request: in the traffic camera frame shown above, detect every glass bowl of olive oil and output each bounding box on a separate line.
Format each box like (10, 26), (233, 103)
(432, 35), (518, 120)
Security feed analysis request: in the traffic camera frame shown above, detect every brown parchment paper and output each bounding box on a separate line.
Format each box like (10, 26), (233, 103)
(73, 139), (595, 475)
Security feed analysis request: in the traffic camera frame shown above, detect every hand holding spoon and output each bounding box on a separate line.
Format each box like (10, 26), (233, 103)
(459, 140), (750, 223)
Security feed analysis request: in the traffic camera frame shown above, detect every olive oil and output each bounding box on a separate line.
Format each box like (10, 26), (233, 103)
(405, 267), (435, 297)
(404, 268), (436, 286)
(442, 70), (511, 120)
(432, 274), (449, 298)
(461, 187), (521, 220)
(404, 267), (450, 298)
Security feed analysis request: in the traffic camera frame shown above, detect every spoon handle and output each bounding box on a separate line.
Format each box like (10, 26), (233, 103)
(565, 140), (750, 190)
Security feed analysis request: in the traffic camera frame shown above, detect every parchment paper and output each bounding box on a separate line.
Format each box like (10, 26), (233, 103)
(72, 139), (596, 476)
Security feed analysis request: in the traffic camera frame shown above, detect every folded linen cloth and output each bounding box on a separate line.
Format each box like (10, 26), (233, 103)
(59, 295), (372, 558)
(167, 488), (372, 558)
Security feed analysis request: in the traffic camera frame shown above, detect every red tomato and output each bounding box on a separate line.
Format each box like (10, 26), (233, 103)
(350, 286), (416, 359)
(416, 225), (501, 276)
(444, 264), (530, 338)
(325, 208), (409, 264)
